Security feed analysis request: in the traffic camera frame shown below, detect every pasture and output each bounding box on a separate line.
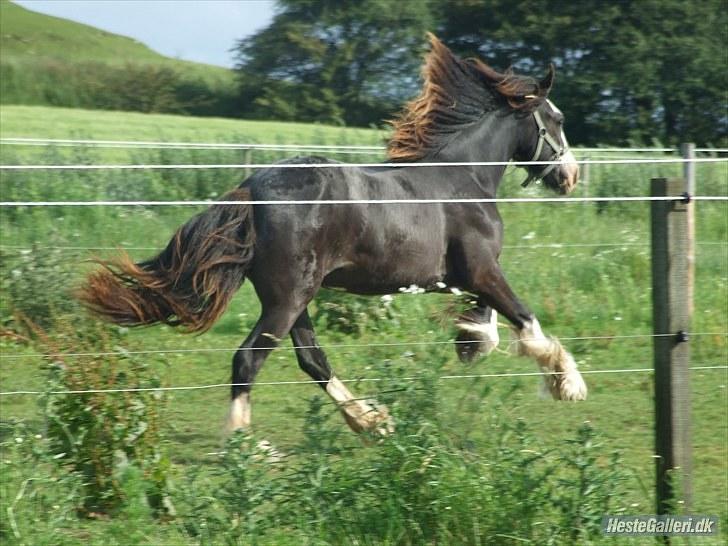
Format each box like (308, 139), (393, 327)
(1, 105), (726, 545)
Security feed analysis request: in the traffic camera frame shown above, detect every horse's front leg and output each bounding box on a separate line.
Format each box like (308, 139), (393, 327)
(463, 263), (587, 401)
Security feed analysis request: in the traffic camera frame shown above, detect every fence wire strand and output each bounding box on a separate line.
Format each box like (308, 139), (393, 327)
(2, 196), (727, 207)
(4, 137), (726, 154)
(2, 157), (728, 172)
(1, 332), (725, 361)
(2, 241), (726, 253)
(1, 365), (725, 397)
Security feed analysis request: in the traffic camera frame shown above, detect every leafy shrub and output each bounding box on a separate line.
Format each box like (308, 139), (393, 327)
(0, 245), (78, 332)
(0, 422), (83, 546)
(175, 371), (632, 545)
(38, 317), (172, 516)
(175, 432), (282, 546)
(313, 288), (400, 336)
(0, 60), (237, 118)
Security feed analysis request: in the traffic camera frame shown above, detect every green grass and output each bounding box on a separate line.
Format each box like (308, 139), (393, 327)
(1, 105), (726, 544)
(0, 104), (387, 149)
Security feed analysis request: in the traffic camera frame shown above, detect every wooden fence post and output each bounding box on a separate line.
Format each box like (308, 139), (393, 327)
(651, 177), (694, 517)
(681, 143), (695, 196)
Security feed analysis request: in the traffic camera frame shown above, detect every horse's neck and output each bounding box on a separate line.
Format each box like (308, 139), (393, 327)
(431, 113), (517, 196)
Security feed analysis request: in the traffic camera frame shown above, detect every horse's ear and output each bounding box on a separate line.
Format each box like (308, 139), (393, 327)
(538, 63), (555, 96)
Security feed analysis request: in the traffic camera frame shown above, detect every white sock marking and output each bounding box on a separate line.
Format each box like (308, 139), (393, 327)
(225, 391), (251, 433)
(326, 376), (393, 434)
(456, 310), (500, 356)
(517, 318), (587, 401)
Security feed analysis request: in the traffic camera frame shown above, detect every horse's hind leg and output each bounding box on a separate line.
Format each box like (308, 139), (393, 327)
(465, 265), (587, 401)
(290, 309), (393, 435)
(226, 304), (304, 432)
(455, 305), (500, 362)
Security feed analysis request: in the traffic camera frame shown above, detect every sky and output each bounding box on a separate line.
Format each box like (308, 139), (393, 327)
(14, 0), (276, 68)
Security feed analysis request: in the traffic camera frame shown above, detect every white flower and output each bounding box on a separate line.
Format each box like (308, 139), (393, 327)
(435, 281), (447, 289)
(380, 295), (393, 304)
(450, 287), (462, 296)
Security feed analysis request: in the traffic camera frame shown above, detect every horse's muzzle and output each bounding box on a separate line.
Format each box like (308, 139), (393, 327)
(558, 150), (579, 194)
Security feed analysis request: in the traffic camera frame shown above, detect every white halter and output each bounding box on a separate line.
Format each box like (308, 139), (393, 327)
(521, 108), (569, 187)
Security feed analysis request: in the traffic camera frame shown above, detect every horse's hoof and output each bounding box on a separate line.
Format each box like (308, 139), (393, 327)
(543, 369), (588, 401)
(372, 410), (395, 437)
(342, 405), (395, 437)
(254, 440), (286, 463)
(559, 369), (588, 401)
(455, 329), (497, 362)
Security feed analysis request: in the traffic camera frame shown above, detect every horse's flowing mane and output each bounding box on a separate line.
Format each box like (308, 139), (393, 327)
(387, 34), (547, 162)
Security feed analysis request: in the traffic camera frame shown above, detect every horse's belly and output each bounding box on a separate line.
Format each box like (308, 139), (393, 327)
(322, 253), (445, 296)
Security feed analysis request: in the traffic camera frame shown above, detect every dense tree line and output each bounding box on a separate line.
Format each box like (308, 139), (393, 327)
(235, 0), (727, 146)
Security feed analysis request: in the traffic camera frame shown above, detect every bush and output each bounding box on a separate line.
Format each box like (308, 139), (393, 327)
(0, 422), (83, 545)
(0, 245), (78, 332)
(38, 317), (172, 516)
(175, 372), (632, 545)
(0, 60), (238, 118)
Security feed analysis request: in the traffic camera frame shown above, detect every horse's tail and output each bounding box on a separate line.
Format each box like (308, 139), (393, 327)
(77, 188), (255, 333)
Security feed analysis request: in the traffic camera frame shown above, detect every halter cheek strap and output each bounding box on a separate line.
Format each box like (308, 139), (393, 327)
(521, 110), (568, 187)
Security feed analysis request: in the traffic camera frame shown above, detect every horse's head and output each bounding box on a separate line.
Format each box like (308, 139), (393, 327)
(514, 66), (579, 194)
(387, 34), (579, 195)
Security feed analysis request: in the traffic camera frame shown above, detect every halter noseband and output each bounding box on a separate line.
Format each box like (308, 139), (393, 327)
(521, 109), (568, 187)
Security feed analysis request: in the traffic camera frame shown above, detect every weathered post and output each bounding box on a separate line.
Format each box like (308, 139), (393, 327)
(651, 176), (694, 518)
(681, 143), (696, 197)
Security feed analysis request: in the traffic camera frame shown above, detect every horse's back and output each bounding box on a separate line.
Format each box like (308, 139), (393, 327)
(242, 157), (450, 296)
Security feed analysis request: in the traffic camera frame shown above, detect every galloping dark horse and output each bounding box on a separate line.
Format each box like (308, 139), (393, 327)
(79, 35), (587, 435)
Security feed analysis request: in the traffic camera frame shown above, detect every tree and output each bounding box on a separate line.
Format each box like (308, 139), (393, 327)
(235, 0), (726, 145)
(435, 0), (727, 146)
(234, 0), (433, 126)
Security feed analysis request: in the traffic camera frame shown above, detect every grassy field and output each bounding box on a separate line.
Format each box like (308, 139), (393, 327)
(1, 105), (726, 545)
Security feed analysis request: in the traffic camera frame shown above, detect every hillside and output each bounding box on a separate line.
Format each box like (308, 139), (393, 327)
(0, 0), (232, 82)
(0, 0), (237, 115)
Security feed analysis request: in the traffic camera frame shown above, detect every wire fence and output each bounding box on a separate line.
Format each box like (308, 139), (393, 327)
(1, 145), (726, 401)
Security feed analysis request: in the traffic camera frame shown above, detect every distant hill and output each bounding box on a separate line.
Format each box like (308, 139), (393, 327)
(0, 0), (239, 116)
